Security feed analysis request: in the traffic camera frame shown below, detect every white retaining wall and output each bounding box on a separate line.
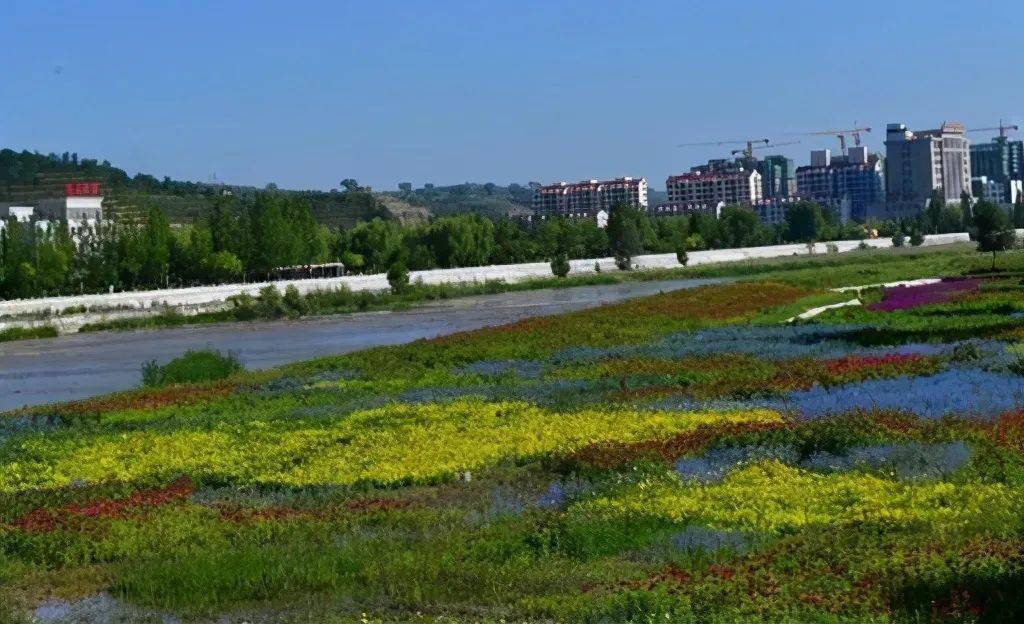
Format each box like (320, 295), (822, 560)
(0, 232), (971, 319)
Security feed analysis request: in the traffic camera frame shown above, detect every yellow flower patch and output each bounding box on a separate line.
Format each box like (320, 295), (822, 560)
(580, 460), (1023, 534)
(0, 400), (782, 493)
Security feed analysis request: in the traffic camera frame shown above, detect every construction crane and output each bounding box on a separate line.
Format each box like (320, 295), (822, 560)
(730, 140), (800, 156)
(967, 120), (1019, 139)
(799, 126), (871, 152)
(678, 138), (770, 159)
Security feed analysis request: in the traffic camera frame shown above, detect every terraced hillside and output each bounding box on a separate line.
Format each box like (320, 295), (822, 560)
(4, 256), (1024, 623)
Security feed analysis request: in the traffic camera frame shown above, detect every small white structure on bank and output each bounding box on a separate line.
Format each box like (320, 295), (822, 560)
(0, 182), (103, 236)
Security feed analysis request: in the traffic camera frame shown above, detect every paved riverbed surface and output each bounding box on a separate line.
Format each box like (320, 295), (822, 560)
(0, 278), (727, 412)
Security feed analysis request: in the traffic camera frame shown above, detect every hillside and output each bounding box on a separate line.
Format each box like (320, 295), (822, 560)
(385, 181), (535, 219)
(1, 150), (545, 227)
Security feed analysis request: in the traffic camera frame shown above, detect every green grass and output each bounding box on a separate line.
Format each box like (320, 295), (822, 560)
(0, 325), (57, 342)
(140, 349), (244, 387)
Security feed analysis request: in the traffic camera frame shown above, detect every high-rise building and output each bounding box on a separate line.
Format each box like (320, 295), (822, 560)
(665, 169), (762, 207)
(884, 121), (972, 218)
(758, 155), (795, 199)
(971, 136), (1023, 182)
(970, 136), (1023, 207)
(795, 146), (885, 222)
(971, 176), (1022, 207)
(532, 177), (647, 220)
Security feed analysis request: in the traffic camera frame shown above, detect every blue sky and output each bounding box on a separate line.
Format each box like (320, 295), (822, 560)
(2, 1), (1022, 191)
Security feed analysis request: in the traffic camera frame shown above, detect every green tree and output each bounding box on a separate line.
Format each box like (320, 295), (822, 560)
(340, 179), (362, 193)
(939, 204), (965, 234)
(719, 205), (768, 248)
(689, 213), (721, 249)
(208, 251), (243, 283)
(973, 201), (1016, 270)
(784, 201), (826, 243)
(139, 205), (172, 287)
(550, 253), (570, 278)
(346, 218), (405, 272)
(0, 218), (36, 298)
(925, 189), (945, 234)
(387, 261), (410, 293)
(491, 219), (534, 264)
(606, 203), (643, 270)
(426, 214), (494, 268)
(960, 190), (973, 227)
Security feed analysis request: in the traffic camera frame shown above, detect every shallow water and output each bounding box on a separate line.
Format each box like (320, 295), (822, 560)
(0, 278), (728, 412)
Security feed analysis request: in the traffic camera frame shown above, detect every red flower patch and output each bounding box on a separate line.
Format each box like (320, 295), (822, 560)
(12, 477), (194, 533)
(993, 410), (1024, 452)
(570, 421), (792, 469)
(824, 354), (925, 377)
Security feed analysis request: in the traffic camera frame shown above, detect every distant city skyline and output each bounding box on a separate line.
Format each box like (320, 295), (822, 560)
(2, 0), (1022, 192)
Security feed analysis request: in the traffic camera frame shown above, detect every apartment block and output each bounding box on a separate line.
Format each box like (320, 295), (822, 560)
(972, 176), (1022, 206)
(795, 146), (885, 222)
(971, 136), (1023, 206)
(532, 177), (647, 220)
(884, 121), (971, 218)
(665, 169), (762, 207)
(758, 155), (796, 199)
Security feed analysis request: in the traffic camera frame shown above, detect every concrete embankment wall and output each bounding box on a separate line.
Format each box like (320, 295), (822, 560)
(0, 232), (972, 323)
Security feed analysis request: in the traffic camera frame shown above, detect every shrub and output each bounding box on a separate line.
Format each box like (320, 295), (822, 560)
(0, 325), (58, 342)
(141, 349), (243, 387)
(226, 292), (257, 321)
(614, 254), (631, 271)
(550, 254), (570, 278)
(676, 248), (688, 266)
(858, 240), (870, 250)
(594, 261), (601, 273)
(891, 232), (906, 247)
(909, 230), (925, 247)
(255, 285), (288, 319)
(387, 262), (410, 294)
(283, 285), (309, 316)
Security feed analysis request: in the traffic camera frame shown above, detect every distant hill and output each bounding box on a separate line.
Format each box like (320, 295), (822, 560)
(0, 149), (432, 227)
(0, 149), (550, 227)
(384, 182), (534, 220)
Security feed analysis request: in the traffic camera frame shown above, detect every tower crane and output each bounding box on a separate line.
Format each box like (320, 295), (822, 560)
(730, 140), (801, 156)
(678, 138), (770, 159)
(967, 120), (1019, 140)
(799, 126), (871, 152)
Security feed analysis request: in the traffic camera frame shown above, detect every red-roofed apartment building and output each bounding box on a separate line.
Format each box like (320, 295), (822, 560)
(532, 177), (647, 220)
(665, 169), (762, 207)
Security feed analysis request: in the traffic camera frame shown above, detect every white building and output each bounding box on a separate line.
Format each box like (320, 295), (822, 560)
(1, 183), (104, 237)
(0, 205), (34, 222)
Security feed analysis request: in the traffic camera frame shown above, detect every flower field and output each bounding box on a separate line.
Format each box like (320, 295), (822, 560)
(5, 267), (1024, 623)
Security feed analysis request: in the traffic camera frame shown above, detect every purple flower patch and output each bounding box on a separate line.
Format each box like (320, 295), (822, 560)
(868, 279), (982, 312)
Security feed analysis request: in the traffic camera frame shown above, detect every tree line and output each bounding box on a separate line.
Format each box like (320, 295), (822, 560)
(4, 191), (1017, 301)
